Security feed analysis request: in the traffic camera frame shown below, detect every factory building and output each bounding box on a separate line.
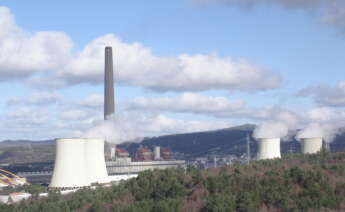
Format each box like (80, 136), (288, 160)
(116, 148), (130, 158)
(106, 160), (186, 175)
(257, 138), (281, 160)
(135, 147), (154, 161)
(107, 145), (185, 175)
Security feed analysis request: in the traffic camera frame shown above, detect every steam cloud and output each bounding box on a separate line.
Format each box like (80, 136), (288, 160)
(253, 121), (288, 139)
(296, 123), (343, 143)
(82, 114), (142, 144)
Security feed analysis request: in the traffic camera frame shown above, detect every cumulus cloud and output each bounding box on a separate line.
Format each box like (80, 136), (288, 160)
(0, 7), (73, 81)
(4, 107), (49, 127)
(0, 6), (280, 93)
(56, 34), (280, 92)
(195, 0), (345, 32)
(59, 109), (93, 121)
(299, 81), (345, 107)
(78, 94), (103, 108)
(129, 92), (245, 114)
(128, 93), (302, 125)
(6, 91), (62, 106)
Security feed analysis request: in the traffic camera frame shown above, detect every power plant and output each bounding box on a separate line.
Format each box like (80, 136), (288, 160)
(49, 46), (185, 189)
(256, 138), (281, 160)
(301, 137), (323, 154)
(48, 45), (332, 190)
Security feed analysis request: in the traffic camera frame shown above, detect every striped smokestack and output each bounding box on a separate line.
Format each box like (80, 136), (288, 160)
(104, 46), (115, 120)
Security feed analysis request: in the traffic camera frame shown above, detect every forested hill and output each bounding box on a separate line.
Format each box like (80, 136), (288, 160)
(2, 151), (345, 211)
(119, 124), (345, 158)
(2, 124), (345, 163)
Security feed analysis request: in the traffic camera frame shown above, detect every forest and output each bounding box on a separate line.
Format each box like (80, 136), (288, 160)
(2, 150), (345, 211)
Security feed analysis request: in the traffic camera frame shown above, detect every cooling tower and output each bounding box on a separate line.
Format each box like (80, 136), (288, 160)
(104, 46), (115, 120)
(257, 138), (281, 160)
(301, 137), (322, 154)
(84, 139), (110, 184)
(49, 139), (90, 188)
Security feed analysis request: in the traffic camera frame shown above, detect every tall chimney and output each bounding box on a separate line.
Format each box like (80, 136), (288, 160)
(104, 46), (115, 120)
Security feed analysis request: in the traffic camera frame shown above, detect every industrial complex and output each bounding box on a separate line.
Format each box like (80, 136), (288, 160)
(48, 46), (186, 190)
(0, 46), (329, 202)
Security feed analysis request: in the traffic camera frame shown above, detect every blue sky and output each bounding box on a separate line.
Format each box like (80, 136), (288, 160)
(1, 0), (345, 141)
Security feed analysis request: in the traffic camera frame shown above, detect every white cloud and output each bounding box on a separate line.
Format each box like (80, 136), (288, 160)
(6, 91), (61, 106)
(299, 81), (345, 107)
(129, 92), (245, 114)
(4, 107), (49, 127)
(196, 0), (325, 9)
(56, 34), (280, 92)
(79, 94), (103, 108)
(195, 0), (345, 32)
(128, 93), (301, 126)
(0, 7), (73, 81)
(59, 109), (93, 121)
(0, 6), (280, 93)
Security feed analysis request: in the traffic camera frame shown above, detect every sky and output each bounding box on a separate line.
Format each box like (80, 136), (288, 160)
(1, 0), (345, 141)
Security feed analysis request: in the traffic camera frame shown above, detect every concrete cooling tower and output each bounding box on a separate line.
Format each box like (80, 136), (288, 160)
(85, 139), (110, 184)
(257, 138), (281, 160)
(301, 137), (322, 154)
(50, 138), (110, 189)
(49, 139), (90, 189)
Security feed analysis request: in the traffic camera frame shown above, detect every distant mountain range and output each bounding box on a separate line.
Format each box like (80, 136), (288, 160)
(1, 124), (345, 163)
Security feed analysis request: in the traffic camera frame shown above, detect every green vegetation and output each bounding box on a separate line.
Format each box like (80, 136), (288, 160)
(0, 143), (55, 164)
(2, 150), (345, 211)
(0, 184), (46, 195)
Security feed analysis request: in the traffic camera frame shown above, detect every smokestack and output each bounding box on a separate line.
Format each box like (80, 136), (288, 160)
(104, 46), (115, 120)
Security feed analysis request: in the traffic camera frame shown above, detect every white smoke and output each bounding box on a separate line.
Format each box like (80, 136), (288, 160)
(253, 121), (288, 139)
(82, 113), (230, 144)
(296, 123), (343, 143)
(82, 114), (142, 144)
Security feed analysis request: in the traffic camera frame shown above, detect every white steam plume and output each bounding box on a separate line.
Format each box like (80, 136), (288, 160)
(296, 123), (343, 143)
(253, 121), (288, 139)
(83, 114), (142, 144)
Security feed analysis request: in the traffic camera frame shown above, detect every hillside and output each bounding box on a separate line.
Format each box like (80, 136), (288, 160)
(1, 124), (345, 164)
(2, 151), (345, 211)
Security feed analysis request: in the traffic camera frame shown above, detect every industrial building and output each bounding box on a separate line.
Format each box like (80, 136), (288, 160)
(106, 145), (185, 175)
